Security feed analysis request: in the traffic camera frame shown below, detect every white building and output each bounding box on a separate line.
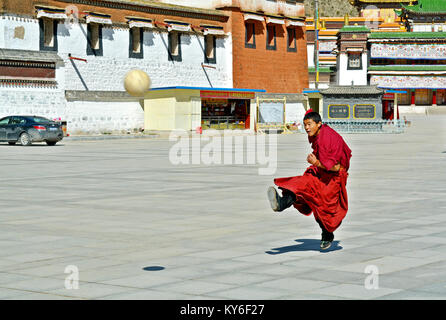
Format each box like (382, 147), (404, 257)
(0, 1), (232, 134)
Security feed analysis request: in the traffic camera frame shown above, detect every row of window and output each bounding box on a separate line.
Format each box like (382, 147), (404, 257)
(371, 58), (446, 65)
(245, 22), (299, 52)
(40, 19), (217, 63)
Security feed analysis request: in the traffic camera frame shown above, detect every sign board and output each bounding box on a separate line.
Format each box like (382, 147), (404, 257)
(328, 104), (350, 119)
(200, 91), (255, 100)
(354, 104), (376, 119)
(383, 93), (394, 100)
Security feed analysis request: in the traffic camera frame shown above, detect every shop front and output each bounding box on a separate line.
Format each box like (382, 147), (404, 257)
(144, 87), (265, 131)
(200, 90), (254, 130)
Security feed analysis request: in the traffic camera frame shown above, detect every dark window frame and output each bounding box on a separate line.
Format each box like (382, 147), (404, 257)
(245, 22), (256, 49)
(204, 35), (216, 64)
(168, 31), (182, 62)
(129, 27), (144, 59)
(287, 27), (297, 52)
(39, 18), (58, 52)
(266, 24), (277, 51)
(347, 52), (362, 70)
(87, 23), (103, 56)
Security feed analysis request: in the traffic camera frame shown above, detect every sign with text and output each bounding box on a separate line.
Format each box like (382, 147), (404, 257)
(328, 104), (350, 119)
(200, 90), (255, 100)
(354, 104), (376, 119)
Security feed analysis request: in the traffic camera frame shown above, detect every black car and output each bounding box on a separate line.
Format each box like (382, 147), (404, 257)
(0, 115), (64, 146)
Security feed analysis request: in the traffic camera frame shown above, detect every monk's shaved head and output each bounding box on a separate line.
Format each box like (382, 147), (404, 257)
(303, 111), (322, 123)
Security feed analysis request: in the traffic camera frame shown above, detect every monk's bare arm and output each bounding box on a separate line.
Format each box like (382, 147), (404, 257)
(315, 160), (341, 172)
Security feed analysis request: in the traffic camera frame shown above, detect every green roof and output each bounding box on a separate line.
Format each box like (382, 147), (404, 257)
(369, 32), (446, 39)
(369, 65), (446, 71)
(338, 25), (370, 33)
(308, 67), (332, 73)
(401, 0), (446, 14)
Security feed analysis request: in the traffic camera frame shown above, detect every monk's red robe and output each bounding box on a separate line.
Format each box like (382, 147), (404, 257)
(274, 124), (352, 233)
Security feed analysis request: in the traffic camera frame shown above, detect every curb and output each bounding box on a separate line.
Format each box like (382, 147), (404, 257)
(64, 134), (160, 141)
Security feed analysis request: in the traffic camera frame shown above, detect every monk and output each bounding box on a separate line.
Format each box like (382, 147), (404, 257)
(267, 110), (352, 250)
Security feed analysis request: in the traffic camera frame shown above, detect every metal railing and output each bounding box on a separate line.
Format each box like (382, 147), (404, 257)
(299, 119), (407, 134)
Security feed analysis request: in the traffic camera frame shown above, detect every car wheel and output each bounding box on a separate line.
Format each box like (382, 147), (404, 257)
(8, 142), (16, 145)
(46, 141), (57, 146)
(19, 132), (32, 146)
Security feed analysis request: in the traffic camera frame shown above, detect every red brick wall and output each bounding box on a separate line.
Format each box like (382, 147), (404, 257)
(227, 8), (309, 94)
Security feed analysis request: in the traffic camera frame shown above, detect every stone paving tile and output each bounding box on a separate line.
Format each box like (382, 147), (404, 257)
(0, 277), (65, 292)
(378, 290), (446, 300)
(207, 286), (294, 300)
(195, 272), (277, 286)
(98, 289), (197, 300)
(149, 280), (237, 296)
(0, 115), (445, 299)
(311, 283), (402, 300)
(47, 282), (137, 299)
(100, 274), (185, 289)
(254, 277), (338, 292)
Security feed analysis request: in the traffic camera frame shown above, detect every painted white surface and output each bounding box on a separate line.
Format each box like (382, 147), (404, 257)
(307, 44), (315, 68)
(66, 101), (144, 133)
(337, 53), (368, 86)
(0, 16), (40, 51)
(0, 15), (233, 132)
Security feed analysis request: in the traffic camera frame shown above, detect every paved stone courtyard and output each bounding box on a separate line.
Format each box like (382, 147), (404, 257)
(0, 114), (445, 300)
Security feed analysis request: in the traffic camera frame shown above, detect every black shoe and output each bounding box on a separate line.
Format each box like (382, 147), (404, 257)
(267, 187), (280, 212)
(267, 187), (296, 212)
(320, 240), (332, 250)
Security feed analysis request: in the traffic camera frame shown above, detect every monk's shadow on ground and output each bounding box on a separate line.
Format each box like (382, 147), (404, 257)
(265, 239), (342, 254)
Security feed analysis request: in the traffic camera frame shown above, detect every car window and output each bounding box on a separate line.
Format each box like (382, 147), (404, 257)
(0, 117), (10, 125)
(10, 117), (26, 125)
(31, 117), (55, 124)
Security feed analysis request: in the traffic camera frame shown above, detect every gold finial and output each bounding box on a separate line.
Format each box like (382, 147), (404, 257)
(344, 13), (349, 26)
(321, 19), (326, 30)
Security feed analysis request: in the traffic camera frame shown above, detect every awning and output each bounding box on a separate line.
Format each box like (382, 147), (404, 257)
(346, 48), (364, 53)
(165, 20), (191, 32)
(202, 26), (226, 36)
(243, 13), (264, 22)
(286, 20), (305, 27)
(126, 17), (154, 29)
(265, 17), (285, 25)
(86, 13), (112, 25)
(129, 21), (154, 28)
(36, 7), (67, 20)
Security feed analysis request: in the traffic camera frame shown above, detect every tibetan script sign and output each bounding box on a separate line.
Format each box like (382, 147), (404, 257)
(200, 91), (255, 100)
(328, 104), (349, 119)
(354, 104), (375, 119)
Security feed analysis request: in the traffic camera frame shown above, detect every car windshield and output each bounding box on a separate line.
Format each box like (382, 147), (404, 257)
(31, 117), (56, 124)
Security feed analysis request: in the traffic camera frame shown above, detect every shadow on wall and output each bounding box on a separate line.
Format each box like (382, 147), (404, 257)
(102, 27), (115, 41)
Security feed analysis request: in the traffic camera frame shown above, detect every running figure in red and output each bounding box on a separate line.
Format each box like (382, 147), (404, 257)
(267, 110), (352, 250)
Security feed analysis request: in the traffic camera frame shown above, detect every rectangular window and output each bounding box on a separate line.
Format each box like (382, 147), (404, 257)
(245, 22), (256, 49)
(287, 27), (297, 52)
(204, 35), (216, 64)
(266, 25), (276, 50)
(87, 23), (103, 56)
(39, 18), (58, 51)
(168, 32), (182, 62)
(347, 53), (362, 70)
(129, 27), (143, 59)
